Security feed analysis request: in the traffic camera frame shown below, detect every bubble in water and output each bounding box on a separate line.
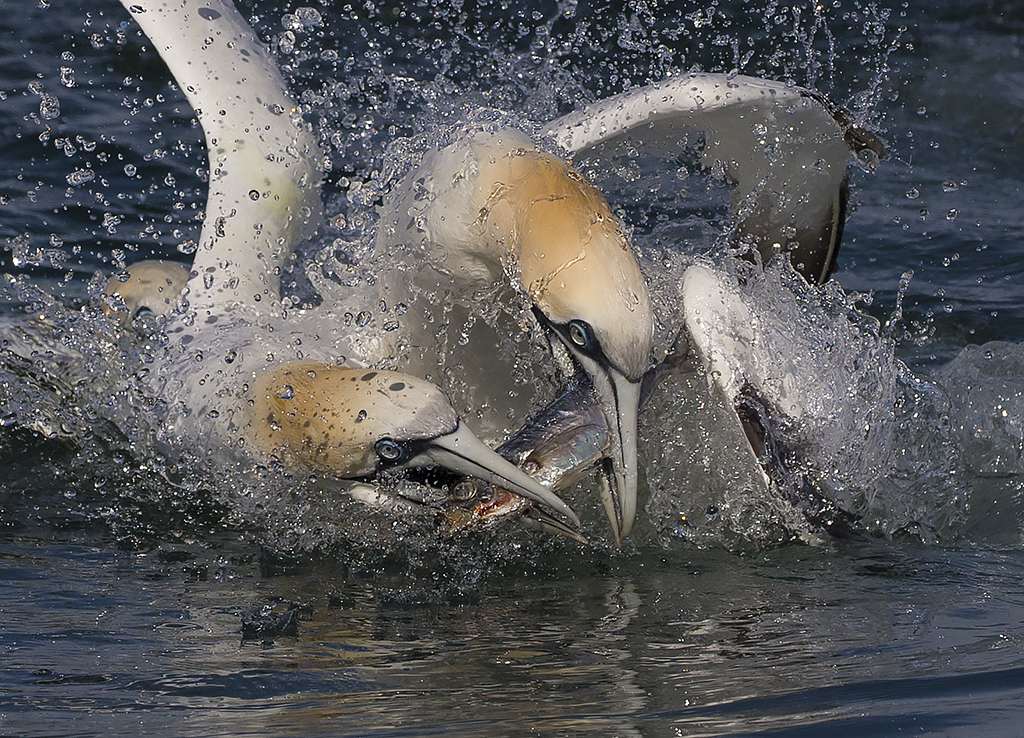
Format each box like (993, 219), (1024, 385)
(59, 66), (75, 88)
(276, 384), (295, 400)
(942, 180), (959, 192)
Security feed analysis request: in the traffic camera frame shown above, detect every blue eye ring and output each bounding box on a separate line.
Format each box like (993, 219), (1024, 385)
(568, 320), (592, 349)
(375, 437), (406, 463)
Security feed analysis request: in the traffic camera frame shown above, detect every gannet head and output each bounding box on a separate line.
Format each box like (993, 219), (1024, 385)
(102, 260), (190, 325)
(479, 142), (654, 542)
(247, 360), (579, 526)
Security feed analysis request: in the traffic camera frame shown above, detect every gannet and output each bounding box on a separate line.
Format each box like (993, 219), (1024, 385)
(434, 75), (886, 541)
(116, 0), (579, 526)
(378, 129), (654, 542)
(544, 75), (883, 536)
(546, 74), (885, 285)
(101, 260), (190, 324)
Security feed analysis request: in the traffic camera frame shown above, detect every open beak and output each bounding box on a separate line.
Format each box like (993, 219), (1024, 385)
(567, 349), (642, 543)
(519, 507), (588, 544)
(597, 368), (641, 542)
(416, 421), (581, 528)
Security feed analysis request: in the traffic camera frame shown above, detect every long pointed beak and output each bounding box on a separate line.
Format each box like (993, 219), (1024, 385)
(597, 369), (641, 542)
(519, 507), (588, 544)
(418, 422), (581, 527)
(569, 350), (642, 543)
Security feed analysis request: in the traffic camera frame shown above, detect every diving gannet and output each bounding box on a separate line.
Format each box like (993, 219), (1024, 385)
(435, 76), (886, 540)
(117, 0), (579, 525)
(378, 128), (654, 543)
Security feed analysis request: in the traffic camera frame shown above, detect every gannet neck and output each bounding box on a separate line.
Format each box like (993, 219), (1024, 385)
(463, 131), (655, 383)
(120, 0), (323, 312)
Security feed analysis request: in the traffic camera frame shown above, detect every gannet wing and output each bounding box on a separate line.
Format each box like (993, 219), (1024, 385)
(679, 264), (861, 539)
(119, 0), (322, 312)
(545, 73), (884, 285)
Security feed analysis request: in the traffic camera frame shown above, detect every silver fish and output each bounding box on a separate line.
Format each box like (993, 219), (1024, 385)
(436, 347), (691, 542)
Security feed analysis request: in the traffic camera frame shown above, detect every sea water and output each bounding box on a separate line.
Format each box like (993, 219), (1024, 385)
(2, 0), (1023, 735)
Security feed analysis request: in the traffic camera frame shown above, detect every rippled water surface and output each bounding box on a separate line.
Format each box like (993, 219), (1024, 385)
(2, 0), (1024, 735)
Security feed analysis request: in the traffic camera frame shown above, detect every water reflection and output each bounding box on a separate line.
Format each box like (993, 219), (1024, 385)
(6, 533), (1024, 736)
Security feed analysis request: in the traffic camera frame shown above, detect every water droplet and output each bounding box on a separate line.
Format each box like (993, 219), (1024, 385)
(278, 30), (296, 54)
(942, 180), (959, 192)
(355, 311), (372, 327)
(59, 66), (75, 88)
(276, 384), (295, 400)
(124, 163), (137, 177)
(39, 94), (60, 119)
(65, 168), (95, 186)
(856, 148), (879, 172)
(355, 409), (367, 422)
(248, 189), (260, 201)
(905, 187), (919, 199)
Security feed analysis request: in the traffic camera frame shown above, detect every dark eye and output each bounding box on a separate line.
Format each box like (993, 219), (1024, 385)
(374, 438), (406, 464)
(568, 320), (592, 349)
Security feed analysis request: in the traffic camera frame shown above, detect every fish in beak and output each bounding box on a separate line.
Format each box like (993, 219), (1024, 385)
(409, 420), (580, 527)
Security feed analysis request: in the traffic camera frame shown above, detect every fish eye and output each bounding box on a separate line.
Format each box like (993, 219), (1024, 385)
(374, 437), (407, 464)
(568, 320), (592, 349)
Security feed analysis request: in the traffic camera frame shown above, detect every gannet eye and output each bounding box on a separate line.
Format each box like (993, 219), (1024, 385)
(568, 320), (593, 350)
(374, 437), (407, 465)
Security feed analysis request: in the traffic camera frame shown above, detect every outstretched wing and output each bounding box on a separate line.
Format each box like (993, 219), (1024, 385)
(546, 73), (884, 285)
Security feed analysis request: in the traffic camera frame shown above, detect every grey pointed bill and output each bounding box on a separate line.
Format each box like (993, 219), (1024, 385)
(596, 368), (641, 543)
(567, 348), (642, 543)
(518, 508), (588, 544)
(414, 421), (581, 528)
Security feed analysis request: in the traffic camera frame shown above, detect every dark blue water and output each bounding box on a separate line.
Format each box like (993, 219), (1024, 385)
(2, 1), (1024, 735)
